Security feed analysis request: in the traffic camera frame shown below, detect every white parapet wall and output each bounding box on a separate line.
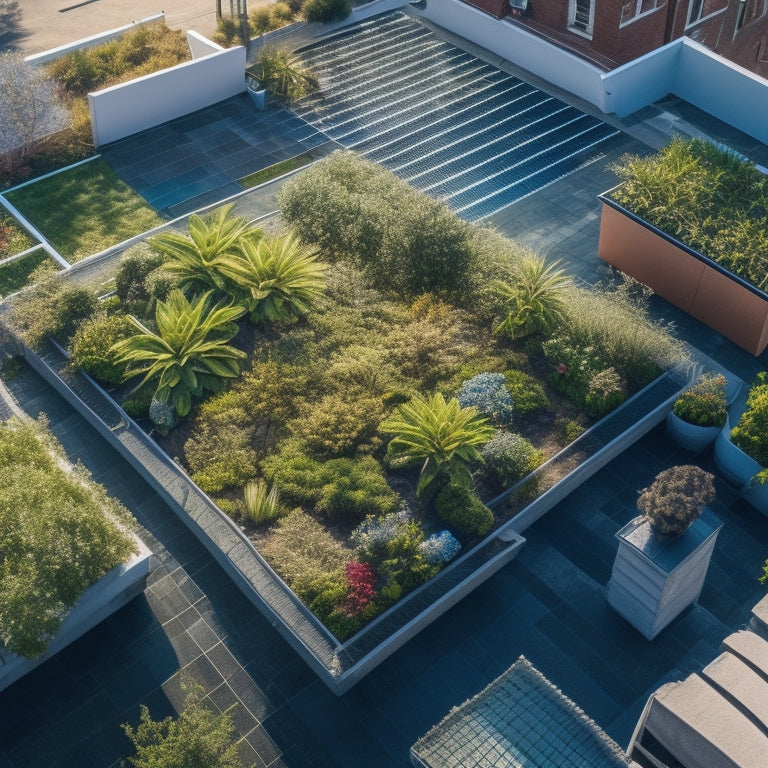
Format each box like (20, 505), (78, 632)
(187, 30), (224, 59)
(25, 13), (166, 66)
(0, 535), (152, 693)
(89, 44), (247, 147)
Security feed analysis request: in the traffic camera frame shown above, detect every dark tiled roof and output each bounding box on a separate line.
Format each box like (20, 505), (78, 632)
(411, 656), (632, 768)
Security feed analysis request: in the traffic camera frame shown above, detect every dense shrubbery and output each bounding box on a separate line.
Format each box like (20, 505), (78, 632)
(434, 484), (494, 540)
(457, 372), (514, 426)
(610, 137), (768, 292)
(303, 0), (352, 23)
(0, 418), (135, 658)
(480, 432), (543, 494)
(70, 313), (134, 385)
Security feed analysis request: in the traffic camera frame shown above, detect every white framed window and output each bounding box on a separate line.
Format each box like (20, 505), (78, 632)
(686, 0), (728, 28)
(735, 0), (768, 32)
(620, 0), (666, 26)
(569, 0), (596, 37)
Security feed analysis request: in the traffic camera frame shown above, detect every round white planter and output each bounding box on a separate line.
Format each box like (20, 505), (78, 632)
(713, 419), (768, 516)
(666, 411), (721, 453)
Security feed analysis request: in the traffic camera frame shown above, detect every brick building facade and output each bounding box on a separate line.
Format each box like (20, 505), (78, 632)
(463, 0), (768, 77)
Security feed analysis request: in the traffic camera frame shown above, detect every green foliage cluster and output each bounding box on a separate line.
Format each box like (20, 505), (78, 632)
(279, 151), (477, 300)
(303, 0), (352, 23)
(503, 369), (549, 414)
(0, 418), (135, 658)
(122, 681), (244, 768)
(243, 479), (282, 524)
(480, 431), (543, 494)
(434, 484), (494, 540)
(262, 444), (398, 523)
(70, 312), (134, 385)
(611, 137), (768, 291)
(9, 276), (97, 349)
(47, 22), (189, 98)
(247, 47), (318, 102)
(732, 372), (768, 467)
(673, 372), (728, 428)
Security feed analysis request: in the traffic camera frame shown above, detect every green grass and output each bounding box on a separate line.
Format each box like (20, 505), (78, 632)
(0, 249), (59, 298)
(239, 152), (316, 189)
(5, 159), (161, 262)
(0, 211), (35, 259)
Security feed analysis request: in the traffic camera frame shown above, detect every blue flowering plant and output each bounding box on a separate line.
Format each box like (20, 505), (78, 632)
(419, 530), (461, 565)
(456, 372), (514, 426)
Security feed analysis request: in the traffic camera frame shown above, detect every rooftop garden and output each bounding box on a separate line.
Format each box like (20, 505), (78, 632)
(0, 416), (136, 659)
(608, 137), (768, 291)
(7, 152), (686, 641)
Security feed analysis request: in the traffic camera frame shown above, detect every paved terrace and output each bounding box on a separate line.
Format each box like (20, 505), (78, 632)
(2, 19), (768, 768)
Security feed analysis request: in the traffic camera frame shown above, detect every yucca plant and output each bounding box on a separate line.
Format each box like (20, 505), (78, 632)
(220, 234), (327, 324)
(149, 203), (262, 294)
(380, 392), (494, 499)
(248, 47), (317, 102)
(112, 289), (246, 418)
(243, 479), (282, 524)
(493, 255), (569, 339)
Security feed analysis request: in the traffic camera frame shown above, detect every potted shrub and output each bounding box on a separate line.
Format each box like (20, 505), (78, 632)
(597, 137), (768, 356)
(667, 372), (727, 453)
(607, 465), (721, 639)
(714, 372), (768, 515)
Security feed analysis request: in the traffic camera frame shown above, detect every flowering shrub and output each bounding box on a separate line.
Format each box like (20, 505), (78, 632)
(456, 372), (514, 426)
(350, 506), (413, 561)
(585, 367), (627, 418)
(419, 530), (461, 565)
(344, 561), (376, 615)
(673, 373), (727, 428)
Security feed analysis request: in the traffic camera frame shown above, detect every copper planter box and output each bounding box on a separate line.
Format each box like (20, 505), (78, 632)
(597, 194), (768, 357)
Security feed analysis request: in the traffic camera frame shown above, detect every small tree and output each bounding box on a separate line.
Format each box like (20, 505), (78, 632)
(248, 47), (317, 101)
(380, 392), (494, 499)
(0, 52), (70, 178)
(122, 681), (244, 768)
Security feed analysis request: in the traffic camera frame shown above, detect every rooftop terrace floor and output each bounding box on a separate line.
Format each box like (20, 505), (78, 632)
(2, 14), (768, 768)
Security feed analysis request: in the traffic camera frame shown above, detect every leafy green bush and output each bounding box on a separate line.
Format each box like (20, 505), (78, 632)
(10, 278), (97, 348)
(70, 313), (133, 385)
(303, 0), (352, 23)
(504, 369), (549, 414)
(263, 446), (399, 523)
(279, 151), (476, 300)
(585, 367), (627, 418)
(480, 431), (543, 493)
(673, 372), (728, 427)
(122, 681), (244, 768)
(114, 242), (166, 306)
(0, 418), (135, 658)
(434, 483), (494, 540)
(289, 392), (384, 458)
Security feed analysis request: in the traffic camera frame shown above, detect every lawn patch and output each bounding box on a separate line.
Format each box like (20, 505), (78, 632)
(0, 248), (58, 297)
(238, 152), (316, 189)
(0, 210), (34, 259)
(5, 158), (161, 261)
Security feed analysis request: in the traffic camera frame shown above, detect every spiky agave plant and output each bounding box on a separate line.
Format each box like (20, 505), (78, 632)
(112, 289), (245, 417)
(380, 392), (494, 499)
(493, 255), (570, 339)
(220, 233), (327, 324)
(149, 203), (262, 294)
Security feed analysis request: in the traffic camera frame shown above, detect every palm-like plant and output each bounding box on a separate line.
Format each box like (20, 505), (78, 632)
(380, 392), (494, 498)
(249, 48), (318, 102)
(220, 234), (327, 324)
(112, 290), (246, 418)
(493, 255), (570, 339)
(149, 204), (261, 294)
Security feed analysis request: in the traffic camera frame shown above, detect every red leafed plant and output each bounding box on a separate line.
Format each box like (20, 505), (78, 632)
(344, 561), (376, 615)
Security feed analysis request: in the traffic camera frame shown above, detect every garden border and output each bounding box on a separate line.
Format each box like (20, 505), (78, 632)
(10, 333), (691, 694)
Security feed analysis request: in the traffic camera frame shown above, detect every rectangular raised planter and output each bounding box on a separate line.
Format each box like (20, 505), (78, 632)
(0, 534), (151, 693)
(597, 194), (768, 357)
